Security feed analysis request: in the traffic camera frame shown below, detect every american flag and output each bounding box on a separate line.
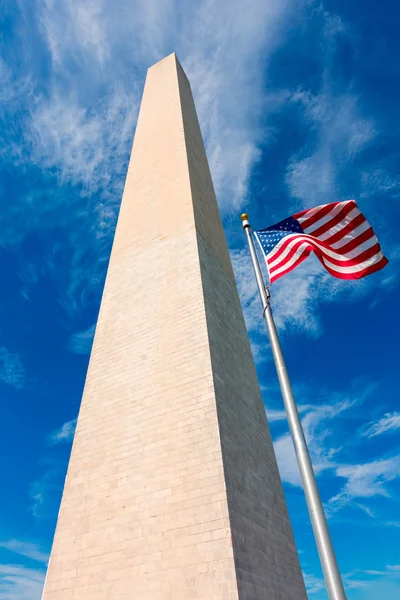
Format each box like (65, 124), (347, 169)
(254, 200), (388, 284)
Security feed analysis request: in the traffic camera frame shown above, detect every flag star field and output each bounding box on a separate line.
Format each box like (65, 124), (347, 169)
(0, 1), (399, 599)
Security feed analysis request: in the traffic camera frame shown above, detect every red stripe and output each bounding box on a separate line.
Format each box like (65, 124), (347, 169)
(270, 252), (388, 285)
(269, 238), (311, 274)
(297, 203), (340, 230)
(321, 256), (388, 280)
(332, 226), (374, 254)
(268, 234), (358, 273)
(269, 250), (311, 284)
(319, 243), (381, 268)
(293, 200), (343, 220)
(323, 213), (365, 245)
(267, 235), (303, 269)
(309, 202), (357, 238)
(268, 237), (382, 275)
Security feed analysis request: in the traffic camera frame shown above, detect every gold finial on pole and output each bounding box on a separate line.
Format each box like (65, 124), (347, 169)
(241, 213), (250, 228)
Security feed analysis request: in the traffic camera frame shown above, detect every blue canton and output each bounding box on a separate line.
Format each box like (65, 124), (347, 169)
(255, 217), (303, 255)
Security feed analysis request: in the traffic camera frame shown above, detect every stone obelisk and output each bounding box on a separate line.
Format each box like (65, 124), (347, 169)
(42, 54), (306, 600)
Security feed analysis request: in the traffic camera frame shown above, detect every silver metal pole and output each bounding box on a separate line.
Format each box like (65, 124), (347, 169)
(241, 213), (347, 600)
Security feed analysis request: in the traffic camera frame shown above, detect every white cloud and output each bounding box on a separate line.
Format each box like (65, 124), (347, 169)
(68, 324), (96, 354)
(273, 394), (355, 486)
(29, 84), (138, 197)
(0, 347), (25, 389)
(267, 380), (400, 525)
(0, 564), (45, 600)
(180, 0), (286, 209)
(265, 408), (288, 422)
(362, 412), (400, 438)
(387, 565), (400, 572)
(354, 503), (375, 519)
(0, 541), (48, 565)
(304, 565), (400, 597)
(360, 167), (400, 199)
(0, 0), (303, 321)
(231, 245), (372, 341)
(30, 420), (77, 519)
(285, 9), (377, 211)
(329, 455), (400, 513)
(230, 248), (264, 335)
(48, 419), (77, 445)
(302, 571), (325, 594)
(286, 88), (376, 209)
(265, 379), (398, 519)
(30, 459), (63, 519)
(32, 0), (298, 212)
(39, 0), (109, 68)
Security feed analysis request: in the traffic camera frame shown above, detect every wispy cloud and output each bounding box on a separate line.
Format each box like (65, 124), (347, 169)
(361, 412), (400, 438)
(30, 459), (64, 519)
(0, 564), (45, 600)
(231, 246), (373, 341)
(0, 541), (48, 565)
(304, 564), (400, 596)
(285, 9), (377, 211)
(48, 419), (77, 445)
(302, 571), (325, 595)
(29, 85), (138, 197)
(0, 347), (25, 389)
(30, 419), (77, 518)
(27, 0), (299, 213)
(329, 455), (400, 514)
(180, 0), (294, 210)
(39, 0), (109, 69)
(230, 248), (264, 335)
(68, 324), (96, 354)
(286, 88), (376, 209)
(266, 377), (400, 517)
(0, 0), (306, 322)
(273, 392), (357, 486)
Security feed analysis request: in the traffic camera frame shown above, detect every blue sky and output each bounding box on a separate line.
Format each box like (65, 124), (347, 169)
(0, 1), (399, 598)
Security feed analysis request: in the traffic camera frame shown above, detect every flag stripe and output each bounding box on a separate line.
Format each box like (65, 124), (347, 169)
(270, 253), (388, 284)
(268, 232), (379, 272)
(297, 202), (342, 230)
(330, 219), (371, 249)
(323, 251), (385, 274)
(333, 226), (375, 254)
(255, 200), (387, 284)
(269, 250), (311, 283)
(307, 203), (358, 238)
(322, 256), (389, 280)
(303, 201), (355, 236)
(269, 241), (381, 281)
(269, 241), (313, 277)
(324, 213), (365, 246)
(293, 200), (343, 222)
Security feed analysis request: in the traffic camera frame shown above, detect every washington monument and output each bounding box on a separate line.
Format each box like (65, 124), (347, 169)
(42, 54), (307, 599)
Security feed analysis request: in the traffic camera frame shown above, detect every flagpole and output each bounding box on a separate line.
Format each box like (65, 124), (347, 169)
(241, 213), (347, 600)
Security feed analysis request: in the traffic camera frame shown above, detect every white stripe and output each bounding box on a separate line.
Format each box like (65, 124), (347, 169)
(268, 233), (379, 271)
(323, 252), (384, 274)
(267, 233), (299, 265)
(296, 203), (331, 224)
(269, 242), (310, 278)
(331, 220), (371, 249)
(302, 201), (354, 234)
(315, 207), (361, 241)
